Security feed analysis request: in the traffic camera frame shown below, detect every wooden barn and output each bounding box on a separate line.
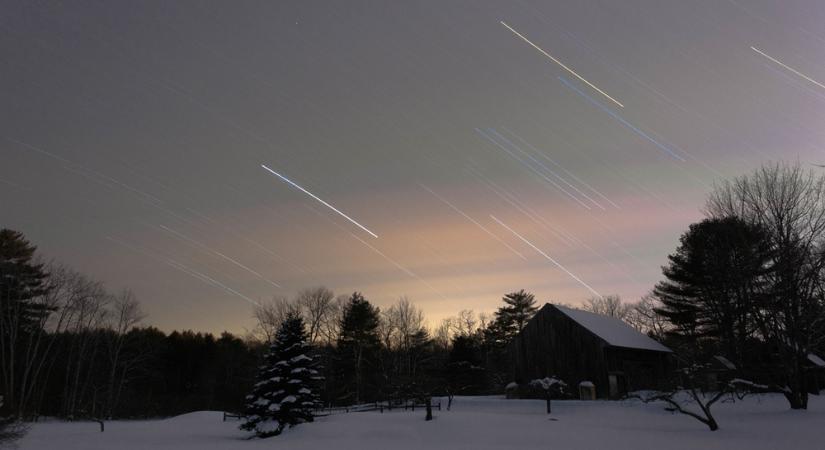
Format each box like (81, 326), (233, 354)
(509, 303), (673, 399)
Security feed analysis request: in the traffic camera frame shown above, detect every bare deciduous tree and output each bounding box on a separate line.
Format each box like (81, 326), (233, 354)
(252, 296), (299, 344)
(637, 365), (769, 431)
(582, 295), (630, 319)
(453, 310), (477, 337)
(624, 294), (668, 340)
(296, 286), (335, 344)
(319, 294), (348, 345)
(706, 162), (825, 409)
(104, 289), (144, 418)
(379, 297), (429, 383)
(61, 275), (110, 418)
(433, 318), (452, 350)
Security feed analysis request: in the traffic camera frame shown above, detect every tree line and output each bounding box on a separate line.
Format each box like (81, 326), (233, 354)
(3, 161), (824, 433)
(0, 229), (262, 420)
(0, 227), (543, 421)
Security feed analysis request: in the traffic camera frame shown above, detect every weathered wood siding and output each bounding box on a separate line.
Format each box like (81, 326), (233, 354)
(604, 347), (671, 392)
(509, 304), (671, 398)
(510, 304), (610, 397)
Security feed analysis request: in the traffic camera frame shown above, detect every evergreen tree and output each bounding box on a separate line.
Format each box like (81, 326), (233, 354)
(494, 290), (538, 338)
(0, 229), (51, 417)
(0, 229), (51, 331)
(334, 292), (380, 404)
(241, 313), (320, 438)
(445, 334), (486, 394)
(654, 217), (772, 364)
(482, 290), (539, 389)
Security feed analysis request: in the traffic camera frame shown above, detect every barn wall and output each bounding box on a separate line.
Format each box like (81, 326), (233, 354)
(604, 347), (672, 393)
(510, 305), (610, 397)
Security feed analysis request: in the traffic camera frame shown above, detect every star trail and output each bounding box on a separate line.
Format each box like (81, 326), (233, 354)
(2, 1), (824, 333)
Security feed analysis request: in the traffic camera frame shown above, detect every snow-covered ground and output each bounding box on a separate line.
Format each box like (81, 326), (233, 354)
(18, 395), (824, 450)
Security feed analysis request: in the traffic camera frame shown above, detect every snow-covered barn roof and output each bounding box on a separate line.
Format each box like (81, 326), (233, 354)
(553, 305), (672, 353)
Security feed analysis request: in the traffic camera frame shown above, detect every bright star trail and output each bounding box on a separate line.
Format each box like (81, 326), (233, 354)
(418, 183), (527, 260)
(487, 128), (607, 210)
(261, 164), (378, 239)
(751, 46), (825, 91)
(558, 76), (687, 162)
(491, 215), (603, 298)
(4, 1), (824, 333)
(501, 128), (621, 210)
(475, 128), (595, 210)
(500, 20), (625, 108)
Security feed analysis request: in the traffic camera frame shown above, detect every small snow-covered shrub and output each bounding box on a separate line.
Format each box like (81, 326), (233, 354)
(505, 382), (519, 399)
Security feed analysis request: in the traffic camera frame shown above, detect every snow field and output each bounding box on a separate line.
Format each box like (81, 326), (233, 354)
(19, 394), (824, 450)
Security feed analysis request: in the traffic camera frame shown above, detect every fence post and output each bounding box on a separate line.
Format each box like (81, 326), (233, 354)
(425, 398), (433, 421)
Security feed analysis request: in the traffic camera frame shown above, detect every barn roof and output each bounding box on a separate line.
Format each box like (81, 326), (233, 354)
(553, 305), (672, 353)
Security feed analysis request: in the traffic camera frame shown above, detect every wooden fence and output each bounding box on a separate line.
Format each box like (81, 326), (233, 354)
(224, 399), (441, 421)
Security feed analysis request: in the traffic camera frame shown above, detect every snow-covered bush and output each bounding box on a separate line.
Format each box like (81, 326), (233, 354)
(529, 377), (567, 413)
(529, 377), (566, 391)
(240, 313), (322, 438)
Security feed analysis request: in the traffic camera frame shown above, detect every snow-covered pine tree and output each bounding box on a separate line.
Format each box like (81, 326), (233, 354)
(241, 313), (321, 438)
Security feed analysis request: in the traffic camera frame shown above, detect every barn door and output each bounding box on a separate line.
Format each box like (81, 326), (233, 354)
(608, 374), (618, 398)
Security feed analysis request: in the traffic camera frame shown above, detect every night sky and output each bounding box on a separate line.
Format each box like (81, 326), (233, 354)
(2, 1), (824, 333)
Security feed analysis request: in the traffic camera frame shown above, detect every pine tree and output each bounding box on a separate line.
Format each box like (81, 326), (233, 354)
(241, 313), (321, 438)
(654, 217), (772, 364)
(0, 229), (51, 331)
(334, 292), (381, 404)
(445, 334), (486, 395)
(494, 290), (538, 337)
(0, 229), (51, 417)
(482, 290), (539, 390)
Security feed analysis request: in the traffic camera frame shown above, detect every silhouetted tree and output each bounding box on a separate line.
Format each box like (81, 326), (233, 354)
(583, 295), (630, 319)
(334, 292), (381, 404)
(496, 290), (538, 335)
(707, 163), (825, 409)
(654, 216), (772, 365)
(445, 334), (486, 397)
(0, 229), (51, 418)
(482, 290), (539, 389)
